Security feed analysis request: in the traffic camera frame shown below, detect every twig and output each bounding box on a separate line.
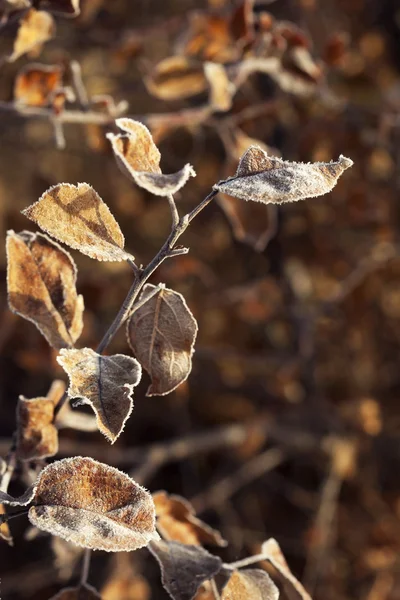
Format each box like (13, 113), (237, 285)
(210, 578), (221, 600)
(167, 194), (179, 229)
(69, 61), (90, 111)
(80, 549), (91, 586)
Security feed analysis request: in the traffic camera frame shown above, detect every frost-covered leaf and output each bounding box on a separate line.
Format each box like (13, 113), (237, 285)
(127, 284), (198, 396)
(149, 539), (222, 600)
(261, 538), (311, 600)
(28, 457), (159, 551)
(57, 348), (142, 443)
(204, 62), (234, 112)
(14, 63), (63, 107)
(107, 118), (195, 197)
(22, 183), (128, 262)
(145, 56), (208, 101)
(153, 491), (227, 547)
(37, 0), (80, 17)
(8, 8), (55, 62)
(0, 485), (36, 506)
(49, 584), (101, 600)
(6, 230), (84, 349)
(214, 146), (353, 205)
(17, 395), (58, 460)
(221, 569), (279, 600)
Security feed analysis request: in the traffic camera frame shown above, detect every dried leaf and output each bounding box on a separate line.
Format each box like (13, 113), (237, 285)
(153, 491), (227, 547)
(127, 284), (198, 396)
(0, 503), (13, 546)
(107, 119), (196, 197)
(261, 538), (311, 600)
(14, 64), (63, 107)
(49, 584), (101, 600)
(37, 0), (80, 17)
(16, 395), (58, 460)
(6, 230), (84, 349)
(221, 569), (279, 600)
(145, 56), (208, 101)
(214, 146), (353, 205)
(57, 348), (142, 443)
(8, 8), (55, 62)
(22, 183), (129, 262)
(204, 62), (234, 112)
(149, 539), (222, 600)
(27, 457), (159, 551)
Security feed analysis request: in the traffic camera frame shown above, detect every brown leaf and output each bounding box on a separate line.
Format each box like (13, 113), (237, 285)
(204, 62), (234, 112)
(14, 63), (63, 107)
(49, 584), (101, 600)
(28, 457), (159, 551)
(0, 503), (13, 546)
(6, 230), (84, 349)
(22, 183), (129, 262)
(153, 491), (227, 547)
(8, 8), (55, 62)
(145, 56), (208, 101)
(107, 118), (196, 197)
(221, 569), (279, 600)
(57, 348), (142, 443)
(149, 539), (222, 600)
(261, 538), (311, 600)
(37, 0), (80, 17)
(16, 395), (58, 460)
(127, 284), (198, 396)
(214, 146), (353, 205)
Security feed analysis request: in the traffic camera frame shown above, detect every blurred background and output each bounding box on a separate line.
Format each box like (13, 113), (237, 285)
(1, 0), (400, 598)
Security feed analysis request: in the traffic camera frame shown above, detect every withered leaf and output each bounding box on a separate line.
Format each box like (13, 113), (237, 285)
(37, 0), (80, 17)
(7, 230), (84, 349)
(17, 395), (58, 460)
(14, 64), (63, 107)
(261, 538), (311, 600)
(145, 56), (208, 101)
(8, 8), (55, 62)
(22, 183), (129, 262)
(214, 146), (353, 205)
(57, 348), (142, 443)
(28, 457), (159, 551)
(204, 62), (234, 112)
(107, 118), (195, 197)
(127, 284), (198, 396)
(49, 584), (101, 600)
(149, 539), (222, 600)
(221, 569), (279, 600)
(153, 491), (227, 547)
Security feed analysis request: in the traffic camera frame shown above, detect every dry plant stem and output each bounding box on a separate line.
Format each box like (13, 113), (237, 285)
(70, 61), (90, 110)
(210, 578), (221, 600)
(224, 552), (273, 570)
(80, 549), (92, 586)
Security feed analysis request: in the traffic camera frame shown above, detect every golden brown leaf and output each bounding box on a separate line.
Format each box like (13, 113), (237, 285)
(221, 569), (279, 600)
(57, 348), (142, 443)
(14, 64), (63, 107)
(49, 584), (101, 600)
(8, 8), (55, 62)
(27, 457), (159, 551)
(153, 491), (227, 547)
(107, 119), (196, 197)
(127, 284), (198, 396)
(214, 146), (353, 205)
(261, 538), (311, 600)
(16, 395), (58, 460)
(204, 62), (234, 112)
(22, 183), (129, 262)
(145, 56), (208, 101)
(6, 230), (84, 349)
(149, 539), (222, 600)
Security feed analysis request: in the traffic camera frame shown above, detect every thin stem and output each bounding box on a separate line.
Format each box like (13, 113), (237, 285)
(187, 189), (218, 223)
(210, 578), (221, 600)
(80, 549), (91, 586)
(167, 194), (179, 229)
(0, 508), (29, 525)
(70, 61), (90, 110)
(224, 552), (270, 571)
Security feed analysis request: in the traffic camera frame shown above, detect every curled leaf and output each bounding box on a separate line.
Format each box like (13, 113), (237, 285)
(6, 230), (84, 349)
(57, 348), (142, 443)
(153, 491), (227, 547)
(214, 146), (353, 204)
(261, 538), (311, 600)
(107, 118), (196, 197)
(14, 64), (63, 107)
(49, 584), (101, 600)
(17, 395), (58, 460)
(8, 8), (55, 62)
(27, 457), (159, 551)
(127, 284), (198, 396)
(222, 569), (279, 600)
(22, 183), (129, 262)
(149, 539), (222, 600)
(145, 56), (208, 101)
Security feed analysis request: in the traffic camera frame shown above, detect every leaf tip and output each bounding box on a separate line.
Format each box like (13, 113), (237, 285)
(338, 155), (353, 170)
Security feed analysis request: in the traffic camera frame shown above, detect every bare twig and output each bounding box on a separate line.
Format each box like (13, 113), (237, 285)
(80, 549), (91, 586)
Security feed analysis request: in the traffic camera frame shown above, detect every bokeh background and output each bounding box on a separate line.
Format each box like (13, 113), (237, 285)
(1, 0), (400, 598)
